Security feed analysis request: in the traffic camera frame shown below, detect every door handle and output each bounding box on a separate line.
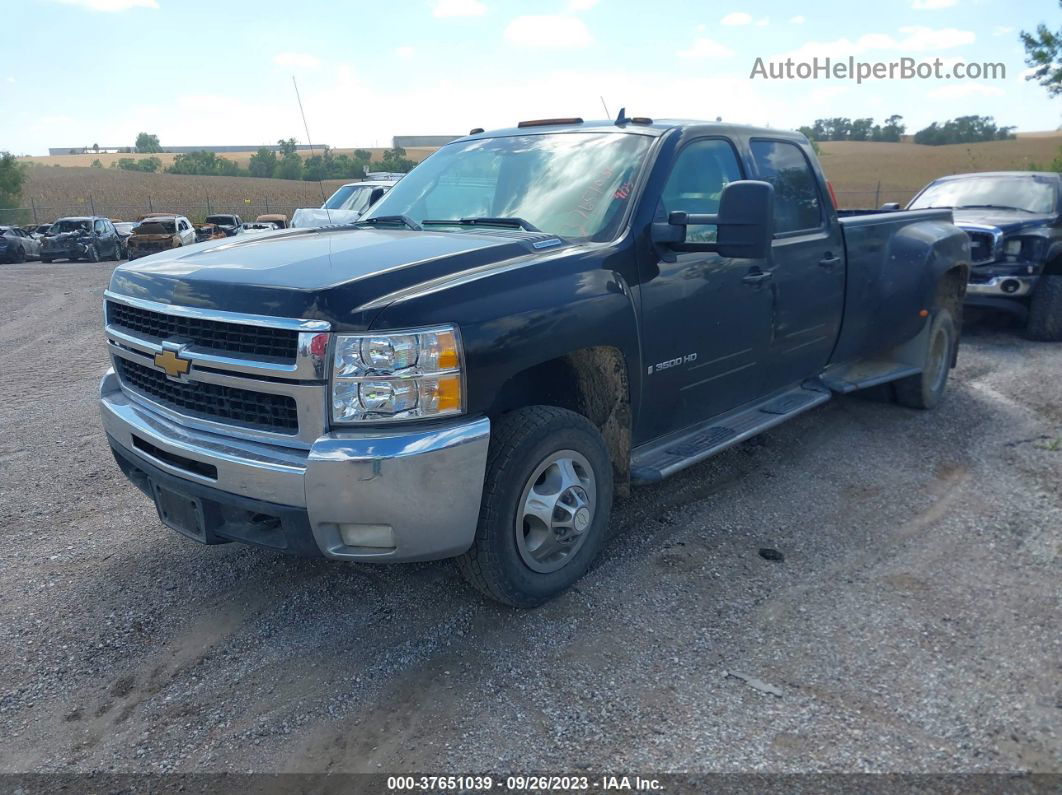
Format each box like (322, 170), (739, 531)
(818, 254), (842, 269)
(742, 270), (773, 285)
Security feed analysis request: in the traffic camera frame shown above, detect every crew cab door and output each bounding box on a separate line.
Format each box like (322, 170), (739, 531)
(637, 137), (775, 440)
(748, 139), (845, 389)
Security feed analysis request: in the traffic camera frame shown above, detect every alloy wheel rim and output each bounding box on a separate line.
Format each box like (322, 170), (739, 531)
(515, 449), (597, 574)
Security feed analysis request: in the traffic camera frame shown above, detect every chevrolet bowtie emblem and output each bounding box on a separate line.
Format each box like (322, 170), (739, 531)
(154, 348), (191, 378)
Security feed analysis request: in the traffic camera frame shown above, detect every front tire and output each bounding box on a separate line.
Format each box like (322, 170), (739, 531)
(893, 308), (957, 410)
(13, 245), (25, 263)
(86, 244), (99, 263)
(1026, 274), (1062, 341)
(456, 406), (613, 608)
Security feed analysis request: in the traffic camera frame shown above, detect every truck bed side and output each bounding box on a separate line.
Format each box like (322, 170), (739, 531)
(831, 209), (969, 364)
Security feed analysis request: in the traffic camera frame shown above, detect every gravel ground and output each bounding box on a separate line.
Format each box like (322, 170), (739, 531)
(0, 261), (1059, 775)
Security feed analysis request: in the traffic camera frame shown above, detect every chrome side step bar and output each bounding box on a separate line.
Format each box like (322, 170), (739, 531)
(630, 383), (832, 485)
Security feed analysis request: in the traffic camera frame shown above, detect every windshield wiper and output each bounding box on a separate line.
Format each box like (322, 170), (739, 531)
(355, 215), (422, 230)
(955, 204), (1033, 213)
(421, 217), (543, 232)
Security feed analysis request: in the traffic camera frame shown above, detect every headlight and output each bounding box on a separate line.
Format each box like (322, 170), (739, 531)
(1003, 236), (1045, 262)
(331, 325), (463, 424)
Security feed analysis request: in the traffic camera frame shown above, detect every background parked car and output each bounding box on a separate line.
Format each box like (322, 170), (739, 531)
(40, 217), (122, 262)
(290, 178), (398, 228)
(906, 171), (1062, 340)
(255, 213), (288, 229)
(239, 221), (279, 234)
(203, 214), (242, 236)
(1, 226), (41, 263)
(125, 215), (196, 260)
(30, 224), (54, 240)
(194, 223), (227, 243)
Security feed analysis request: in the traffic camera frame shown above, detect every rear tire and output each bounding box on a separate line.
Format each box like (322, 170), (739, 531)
(893, 308), (957, 410)
(41, 256), (52, 264)
(1026, 274), (1062, 341)
(13, 245), (25, 263)
(87, 245), (99, 263)
(456, 406), (613, 608)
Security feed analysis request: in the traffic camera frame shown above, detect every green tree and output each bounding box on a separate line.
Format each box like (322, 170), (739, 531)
(273, 152), (304, 180)
(913, 116), (1015, 145)
(166, 150), (241, 176)
(248, 147), (278, 178)
(0, 152), (27, 207)
(1021, 1), (1062, 97)
(91, 159), (103, 168)
(277, 138), (299, 156)
(377, 146), (417, 173)
(135, 132), (162, 153)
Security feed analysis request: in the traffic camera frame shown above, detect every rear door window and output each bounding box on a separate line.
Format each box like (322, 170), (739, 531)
(749, 140), (823, 234)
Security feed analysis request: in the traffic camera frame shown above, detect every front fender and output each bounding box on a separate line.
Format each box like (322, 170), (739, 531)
(370, 247), (643, 424)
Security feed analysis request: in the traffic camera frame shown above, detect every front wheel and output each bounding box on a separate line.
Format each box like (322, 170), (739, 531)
(456, 406), (613, 608)
(893, 307), (957, 410)
(86, 244), (100, 263)
(41, 256), (52, 264)
(1026, 274), (1062, 341)
(13, 246), (25, 263)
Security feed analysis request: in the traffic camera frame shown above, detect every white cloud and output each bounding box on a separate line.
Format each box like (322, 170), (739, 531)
(395, 45), (416, 58)
(432, 0), (486, 17)
(720, 11), (752, 26)
(897, 25), (975, 49)
(755, 17), (769, 27)
(778, 26), (974, 60)
(928, 82), (1005, 98)
(677, 37), (735, 59)
(911, 0), (958, 8)
(567, 0), (599, 10)
(5, 77), (15, 83)
(790, 15), (805, 24)
(504, 16), (593, 47)
(50, 0), (157, 10)
(993, 25), (1014, 36)
(273, 51), (321, 69)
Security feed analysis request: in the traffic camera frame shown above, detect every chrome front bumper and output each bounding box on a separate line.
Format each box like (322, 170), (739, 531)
(100, 369), (490, 562)
(966, 275), (1037, 298)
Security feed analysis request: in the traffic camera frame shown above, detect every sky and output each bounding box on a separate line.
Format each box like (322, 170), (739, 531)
(1, 0), (1059, 155)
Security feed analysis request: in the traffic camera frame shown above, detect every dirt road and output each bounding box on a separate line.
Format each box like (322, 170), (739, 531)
(0, 262), (1058, 774)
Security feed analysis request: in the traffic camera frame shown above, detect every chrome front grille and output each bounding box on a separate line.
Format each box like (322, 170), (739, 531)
(104, 292), (331, 448)
(107, 300), (300, 361)
(959, 225), (1001, 266)
(115, 356), (300, 431)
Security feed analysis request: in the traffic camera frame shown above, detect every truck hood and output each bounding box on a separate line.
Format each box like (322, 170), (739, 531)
(951, 208), (1055, 236)
(109, 226), (566, 330)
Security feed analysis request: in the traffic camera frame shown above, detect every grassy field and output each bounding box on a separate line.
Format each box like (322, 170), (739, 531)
(16, 147), (437, 169)
(10, 132), (1061, 222)
(818, 132), (1062, 205)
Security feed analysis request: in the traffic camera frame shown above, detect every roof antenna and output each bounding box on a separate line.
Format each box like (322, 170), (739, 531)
(292, 75), (330, 222)
(614, 106), (628, 126)
(600, 96), (611, 119)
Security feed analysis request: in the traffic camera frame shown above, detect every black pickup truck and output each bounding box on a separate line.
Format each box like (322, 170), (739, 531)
(99, 116), (970, 606)
(905, 171), (1062, 340)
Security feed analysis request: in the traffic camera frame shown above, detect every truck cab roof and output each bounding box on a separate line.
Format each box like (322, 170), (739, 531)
(458, 117), (807, 144)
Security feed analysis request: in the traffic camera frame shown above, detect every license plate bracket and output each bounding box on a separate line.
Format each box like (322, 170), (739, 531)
(152, 482), (209, 543)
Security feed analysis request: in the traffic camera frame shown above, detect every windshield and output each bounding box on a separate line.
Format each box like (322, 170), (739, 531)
(323, 185), (379, 212)
(909, 175), (1057, 214)
(363, 132), (655, 240)
(205, 215), (236, 226)
(51, 219), (91, 233)
(134, 221), (176, 234)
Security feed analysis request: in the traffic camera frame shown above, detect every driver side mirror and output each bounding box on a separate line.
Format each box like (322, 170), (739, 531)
(651, 180), (775, 259)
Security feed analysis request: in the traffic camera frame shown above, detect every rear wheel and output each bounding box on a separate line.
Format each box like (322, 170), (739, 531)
(456, 406), (613, 608)
(893, 307), (956, 410)
(1026, 274), (1062, 341)
(41, 256), (52, 264)
(13, 245), (25, 263)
